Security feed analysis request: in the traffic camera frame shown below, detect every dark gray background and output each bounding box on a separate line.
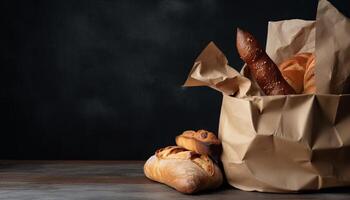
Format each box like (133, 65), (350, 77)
(3, 0), (350, 159)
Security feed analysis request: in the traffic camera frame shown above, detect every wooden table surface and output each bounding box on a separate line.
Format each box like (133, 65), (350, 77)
(0, 160), (349, 200)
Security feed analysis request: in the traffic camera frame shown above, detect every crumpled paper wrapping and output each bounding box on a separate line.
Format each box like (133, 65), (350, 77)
(316, 0), (350, 94)
(183, 0), (350, 192)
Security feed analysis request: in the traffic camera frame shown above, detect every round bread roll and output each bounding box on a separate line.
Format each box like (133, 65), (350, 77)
(278, 53), (312, 94)
(303, 53), (316, 94)
(175, 130), (222, 160)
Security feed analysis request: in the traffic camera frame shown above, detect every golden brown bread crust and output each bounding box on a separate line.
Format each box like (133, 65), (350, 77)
(236, 28), (296, 95)
(175, 130), (222, 159)
(144, 146), (223, 194)
(278, 53), (312, 94)
(303, 53), (316, 94)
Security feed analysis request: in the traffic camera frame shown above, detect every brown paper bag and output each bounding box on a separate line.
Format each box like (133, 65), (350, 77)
(183, 0), (350, 192)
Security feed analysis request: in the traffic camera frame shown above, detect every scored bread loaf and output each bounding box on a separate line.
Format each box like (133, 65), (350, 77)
(278, 53), (316, 94)
(303, 53), (316, 94)
(175, 130), (222, 159)
(278, 53), (312, 93)
(236, 28), (296, 95)
(144, 146), (223, 194)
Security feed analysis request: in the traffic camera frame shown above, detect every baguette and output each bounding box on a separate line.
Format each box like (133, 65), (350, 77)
(236, 28), (296, 95)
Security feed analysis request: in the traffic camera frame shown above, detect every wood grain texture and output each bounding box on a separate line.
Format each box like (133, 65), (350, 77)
(0, 160), (349, 200)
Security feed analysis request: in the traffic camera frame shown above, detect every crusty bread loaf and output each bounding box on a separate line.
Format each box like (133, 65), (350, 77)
(236, 28), (296, 95)
(278, 53), (312, 93)
(175, 130), (222, 159)
(303, 53), (316, 94)
(144, 146), (223, 194)
(278, 52), (316, 94)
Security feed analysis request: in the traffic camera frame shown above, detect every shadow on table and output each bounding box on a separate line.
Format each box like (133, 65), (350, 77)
(195, 182), (350, 196)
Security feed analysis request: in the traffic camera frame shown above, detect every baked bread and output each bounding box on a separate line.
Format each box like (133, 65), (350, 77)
(175, 130), (222, 159)
(278, 53), (312, 94)
(236, 28), (296, 95)
(144, 146), (223, 194)
(303, 53), (316, 94)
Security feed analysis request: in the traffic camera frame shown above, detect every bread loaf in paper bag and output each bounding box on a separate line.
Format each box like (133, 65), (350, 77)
(183, 0), (350, 192)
